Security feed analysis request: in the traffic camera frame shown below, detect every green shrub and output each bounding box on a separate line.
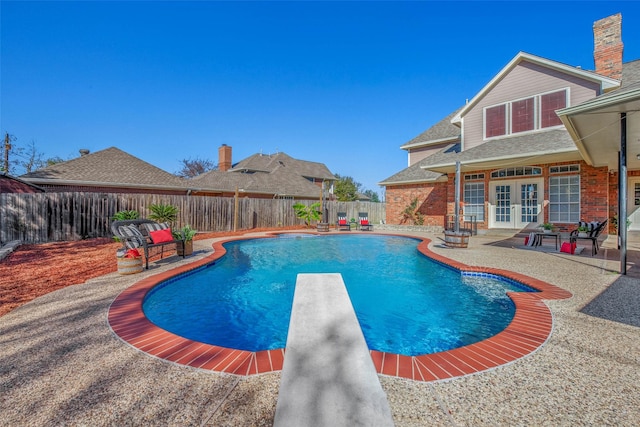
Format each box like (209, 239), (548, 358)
(112, 210), (140, 221)
(148, 203), (178, 224)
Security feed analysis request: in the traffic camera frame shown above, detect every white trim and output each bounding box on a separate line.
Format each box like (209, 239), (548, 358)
(400, 136), (459, 150)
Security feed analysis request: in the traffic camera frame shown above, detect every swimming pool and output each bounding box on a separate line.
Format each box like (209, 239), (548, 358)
(142, 234), (536, 356)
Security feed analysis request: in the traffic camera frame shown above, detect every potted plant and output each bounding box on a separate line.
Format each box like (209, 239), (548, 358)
(173, 225), (197, 256)
(577, 225), (589, 238)
(540, 223), (554, 234)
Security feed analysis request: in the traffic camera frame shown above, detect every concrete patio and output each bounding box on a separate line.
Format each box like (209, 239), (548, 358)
(0, 229), (638, 426)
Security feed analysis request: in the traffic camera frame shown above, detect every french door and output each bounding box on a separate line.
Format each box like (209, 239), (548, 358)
(627, 177), (640, 231)
(489, 179), (543, 229)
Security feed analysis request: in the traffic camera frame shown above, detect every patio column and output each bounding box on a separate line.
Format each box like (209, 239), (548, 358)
(619, 112), (628, 275)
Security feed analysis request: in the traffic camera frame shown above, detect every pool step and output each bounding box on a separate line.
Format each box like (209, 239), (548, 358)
(274, 273), (394, 427)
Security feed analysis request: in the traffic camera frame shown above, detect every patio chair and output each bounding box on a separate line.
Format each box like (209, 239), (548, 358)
(569, 219), (608, 256)
(337, 212), (351, 231)
(358, 212), (373, 231)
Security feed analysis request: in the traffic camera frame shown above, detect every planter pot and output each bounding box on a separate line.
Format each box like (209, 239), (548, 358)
(578, 232), (588, 238)
(177, 240), (193, 256)
(443, 230), (470, 248)
(117, 256), (143, 275)
(543, 229), (552, 234)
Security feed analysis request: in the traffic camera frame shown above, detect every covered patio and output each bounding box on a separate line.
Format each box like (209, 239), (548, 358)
(560, 77), (640, 274)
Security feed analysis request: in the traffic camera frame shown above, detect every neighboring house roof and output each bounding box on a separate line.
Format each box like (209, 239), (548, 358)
(20, 146), (335, 199)
(400, 108), (462, 150)
(379, 144), (457, 185)
(0, 173), (45, 193)
(190, 164), (328, 198)
(451, 52), (621, 125)
(190, 151), (335, 198)
(229, 152), (336, 181)
(21, 147), (188, 191)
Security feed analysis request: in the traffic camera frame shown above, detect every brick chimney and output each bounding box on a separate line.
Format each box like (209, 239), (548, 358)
(593, 13), (623, 80)
(218, 144), (232, 172)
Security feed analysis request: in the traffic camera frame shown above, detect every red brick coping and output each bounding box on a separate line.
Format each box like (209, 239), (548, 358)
(108, 233), (572, 382)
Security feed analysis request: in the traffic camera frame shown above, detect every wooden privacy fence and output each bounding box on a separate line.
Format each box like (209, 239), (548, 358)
(0, 192), (386, 244)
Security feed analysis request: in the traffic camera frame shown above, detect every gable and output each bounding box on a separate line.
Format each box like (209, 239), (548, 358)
(462, 60), (602, 151)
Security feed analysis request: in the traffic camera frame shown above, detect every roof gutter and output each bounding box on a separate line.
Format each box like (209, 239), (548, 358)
(22, 178), (189, 192)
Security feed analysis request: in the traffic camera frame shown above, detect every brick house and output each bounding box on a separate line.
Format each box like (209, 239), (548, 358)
(381, 14), (638, 238)
(0, 173), (45, 193)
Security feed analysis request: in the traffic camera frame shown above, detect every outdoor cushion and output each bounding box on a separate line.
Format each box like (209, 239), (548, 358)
(143, 222), (170, 233)
(118, 225), (145, 249)
(361, 219), (369, 225)
(149, 228), (173, 244)
(339, 219), (347, 225)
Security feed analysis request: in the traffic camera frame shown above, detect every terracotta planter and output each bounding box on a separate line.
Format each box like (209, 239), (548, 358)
(177, 240), (193, 256)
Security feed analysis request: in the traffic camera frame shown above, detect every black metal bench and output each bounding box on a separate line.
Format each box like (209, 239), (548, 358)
(111, 219), (184, 269)
(569, 219), (608, 256)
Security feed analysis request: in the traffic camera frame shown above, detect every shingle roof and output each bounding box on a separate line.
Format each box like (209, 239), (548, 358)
(21, 147), (187, 189)
(20, 146), (335, 198)
(400, 108), (463, 149)
(230, 152), (335, 180)
(187, 151), (335, 197)
(420, 129), (577, 168)
(379, 144), (458, 185)
(192, 155), (331, 198)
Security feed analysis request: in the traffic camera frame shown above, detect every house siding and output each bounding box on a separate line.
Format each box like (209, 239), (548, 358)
(464, 61), (601, 150)
(408, 142), (452, 166)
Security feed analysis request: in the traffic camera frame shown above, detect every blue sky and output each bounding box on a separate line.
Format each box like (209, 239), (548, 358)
(2, 1), (639, 198)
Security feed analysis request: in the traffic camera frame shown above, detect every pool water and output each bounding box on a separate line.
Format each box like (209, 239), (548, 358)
(143, 234), (535, 356)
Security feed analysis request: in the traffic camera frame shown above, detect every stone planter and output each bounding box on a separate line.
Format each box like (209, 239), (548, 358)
(443, 230), (470, 248)
(578, 232), (589, 238)
(543, 229), (552, 234)
(177, 240), (193, 256)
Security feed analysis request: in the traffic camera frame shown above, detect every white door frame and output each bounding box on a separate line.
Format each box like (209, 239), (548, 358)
(488, 178), (544, 229)
(627, 177), (640, 231)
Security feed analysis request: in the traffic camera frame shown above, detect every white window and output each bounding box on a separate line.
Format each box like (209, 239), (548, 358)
(484, 89), (568, 139)
(464, 182), (485, 221)
(549, 175), (580, 223)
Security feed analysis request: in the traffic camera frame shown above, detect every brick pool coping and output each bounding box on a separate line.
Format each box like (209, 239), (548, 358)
(107, 232), (572, 382)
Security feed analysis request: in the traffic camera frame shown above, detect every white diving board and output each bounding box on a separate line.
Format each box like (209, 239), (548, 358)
(274, 273), (394, 427)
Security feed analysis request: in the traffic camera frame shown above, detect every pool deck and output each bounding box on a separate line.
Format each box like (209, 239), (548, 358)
(1, 229), (639, 425)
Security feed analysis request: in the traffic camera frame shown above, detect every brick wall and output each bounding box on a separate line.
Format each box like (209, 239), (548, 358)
(385, 160), (612, 233)
(385, 182), (448, 226)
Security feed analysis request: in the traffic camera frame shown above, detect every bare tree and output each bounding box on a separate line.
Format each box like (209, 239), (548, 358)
(176, 157), (217, 178)
(18, 140), (47, 174)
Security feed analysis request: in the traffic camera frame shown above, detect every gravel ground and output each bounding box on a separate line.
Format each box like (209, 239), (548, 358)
(1, 230), (638, 426)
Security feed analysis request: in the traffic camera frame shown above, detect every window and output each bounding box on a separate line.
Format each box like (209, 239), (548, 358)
(511, 98), (535, 133)
(485, 105), (506, 137)
(464, 173), (485, 180)
(484, 89), (567, 139)
(549, 175), (580, 222)
(550, 164), (580, 174)
(541, 90), (566, 128)
(464, 182), (485, 221)
(490, 167), (542, 178)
